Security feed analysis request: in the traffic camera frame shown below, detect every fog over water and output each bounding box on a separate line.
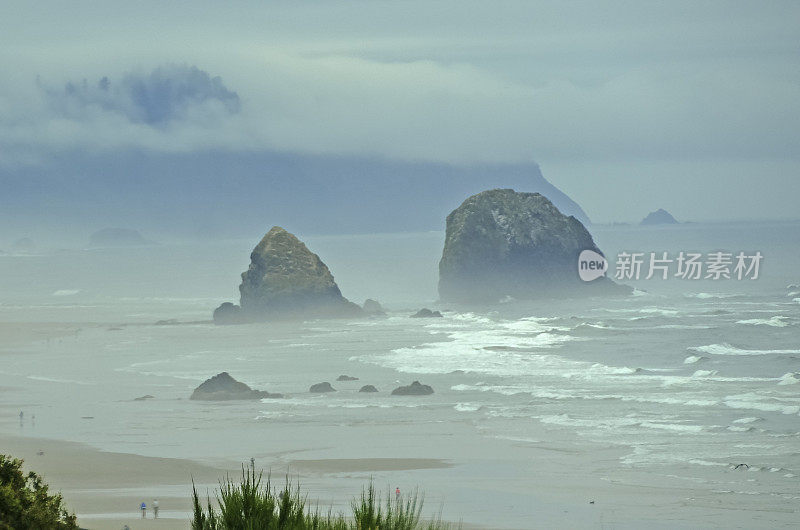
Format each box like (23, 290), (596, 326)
(1, 221), (798, 527)
(1, 2), (799, 528)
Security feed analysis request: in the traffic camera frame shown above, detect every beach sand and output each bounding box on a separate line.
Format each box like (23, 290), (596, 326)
(0, 434), (226, 529)
(1, 434), (481, 530)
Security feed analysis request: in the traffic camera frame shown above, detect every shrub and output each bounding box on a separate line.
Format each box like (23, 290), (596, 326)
(191, 466), (456, 529)
(0, 454), (78, 530)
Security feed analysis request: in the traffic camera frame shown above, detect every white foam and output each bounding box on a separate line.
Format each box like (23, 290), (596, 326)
(686, 292), (738, 299)
(594, 393), (720, 407)
(724, 394), (800, 415)
(538, 414), (640, 429)
(452, 383), (577, 400)
(688, 459), (727, 467)
(640, 421), (704, 433)
(357, 315), (583, 376)
(778, 373), (800, 385)
(52, 289), (80, 296)
(650, 324), (713, 329)
(690, 343), (800, 356)
(732, 417), (763, 424)
(454, 403), (481, 412)
(639, 307), (679, 316)
(684, 355), (706, 364)
(601, 307), (678, 316)
(736, 316), (790, 327)
(27, 375), (94, 385)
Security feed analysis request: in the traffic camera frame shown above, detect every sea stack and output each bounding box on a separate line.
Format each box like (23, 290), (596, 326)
(190, 372), (282, 400)
(438, 189), (628, 303)
(213, 226), (363, 323)
(640, 209), (679, 225)
(89, 228), (151, 247)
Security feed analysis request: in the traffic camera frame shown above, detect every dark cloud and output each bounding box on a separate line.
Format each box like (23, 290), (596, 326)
(44, 65), (240, 126)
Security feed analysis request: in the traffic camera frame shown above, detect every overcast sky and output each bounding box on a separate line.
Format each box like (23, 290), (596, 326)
(1, 1), (798, 223)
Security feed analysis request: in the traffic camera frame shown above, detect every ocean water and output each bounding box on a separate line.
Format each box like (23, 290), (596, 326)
(0, 220), (798, 526)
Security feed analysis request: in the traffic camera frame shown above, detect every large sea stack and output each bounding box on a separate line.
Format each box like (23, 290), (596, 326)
(214, 226), (363, 323)
(438, 189), (628, 303)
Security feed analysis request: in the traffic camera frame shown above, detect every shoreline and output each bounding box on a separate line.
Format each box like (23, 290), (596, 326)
(2, 306), (798, 529)
(0, 433), (480, 529)
(0, 433), (228, 529)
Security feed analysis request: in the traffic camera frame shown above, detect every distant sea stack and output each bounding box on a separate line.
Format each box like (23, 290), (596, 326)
(190, 372), (282, 400)
(640, 209), (679, 225)
(362, 299), (386, 316)
(391, 381), (434, 396)
(438, 189), (629, 303)
(89, 228), (151, 247)
(11, 238), (35, 253)
(213, 226), (363, 324)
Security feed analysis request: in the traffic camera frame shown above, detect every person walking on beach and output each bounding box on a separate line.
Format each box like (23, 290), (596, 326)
(395, 487), (400, 502)
(140, 501), (146, 518)
(19, 411), (23, 426)
(153, 498), (159, 519)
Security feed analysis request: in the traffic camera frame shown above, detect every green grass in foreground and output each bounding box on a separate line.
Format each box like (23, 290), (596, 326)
(191, 466), (458, 530)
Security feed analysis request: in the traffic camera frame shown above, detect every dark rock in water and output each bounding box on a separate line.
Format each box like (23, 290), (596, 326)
(89, 228), (152, 247)
(640, 209), (679, 225)
(134, 394), (154, 401)
(213, 302), (243, 325)
(336, 375), (359, 381)
(215, 226), (363, 323)
(363, 298), (386, 316)
(11, 238), (35, 253)
(391, 381), (434, 396)
(438, 189), (629, 303)
(359, 385), (379, 393)
(190, 372), (282, 400)
(411, 308), (443, 318)
(310, 382), (336, 393)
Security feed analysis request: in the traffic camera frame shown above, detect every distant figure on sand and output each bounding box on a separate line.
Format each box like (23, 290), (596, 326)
(19, 411), (23, 426)
(153, 498), (159, 518)
(140, 501), (146, 518)
(395, 487), (400, 502)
